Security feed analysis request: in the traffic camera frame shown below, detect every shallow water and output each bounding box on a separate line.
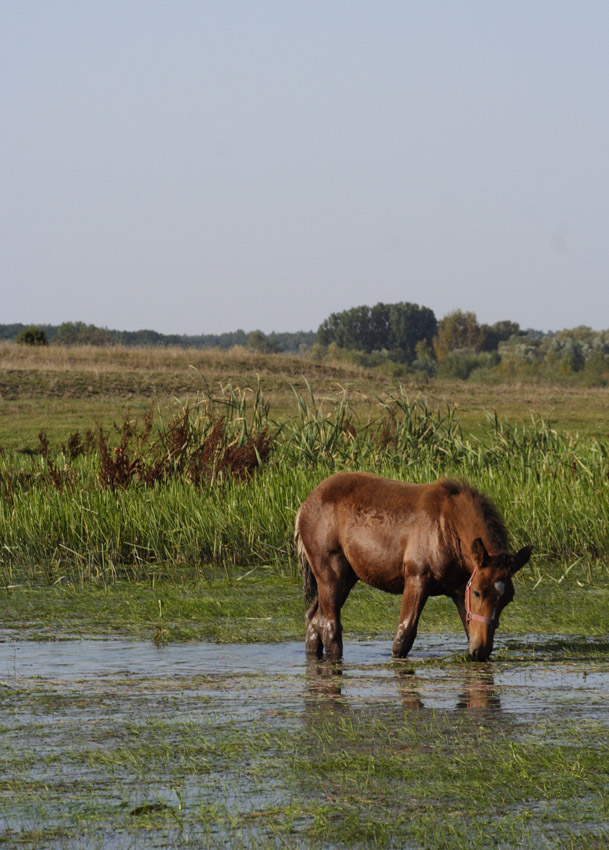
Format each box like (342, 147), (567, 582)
(3, 632), (609, 718)
(2, 633), (609, 849)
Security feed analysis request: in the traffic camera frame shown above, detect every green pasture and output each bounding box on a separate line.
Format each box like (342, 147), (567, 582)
(2, 574), (608, 645)
(2, 341), (609, 452)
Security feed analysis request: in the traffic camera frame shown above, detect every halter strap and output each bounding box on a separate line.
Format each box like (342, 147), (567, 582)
(465, 568), (498, 627)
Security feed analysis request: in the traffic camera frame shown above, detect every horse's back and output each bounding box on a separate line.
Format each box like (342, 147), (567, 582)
(300, 471), (432, 519)
(296, 472), (441, 571)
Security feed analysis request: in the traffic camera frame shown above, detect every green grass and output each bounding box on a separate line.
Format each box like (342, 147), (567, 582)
(2, 573), (607, 643)
(2, 384), (609, 583)
(290, 713), (609, 849)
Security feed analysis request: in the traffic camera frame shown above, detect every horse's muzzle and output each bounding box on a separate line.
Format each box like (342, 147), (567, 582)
(468, 644), (492, 662)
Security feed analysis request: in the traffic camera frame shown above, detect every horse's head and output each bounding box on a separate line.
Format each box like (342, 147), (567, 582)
(465, 538), (533, 661)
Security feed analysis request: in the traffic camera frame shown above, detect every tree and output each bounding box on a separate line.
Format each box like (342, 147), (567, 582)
(433, 310), (482, 361)
(55, 322), (112, 346)
(15, 326), (48, 346)
(247, 330), (279, 354)
(316, 302), (437, 364)
(386, 302), (438, 363)
(479, 320), (521, 352)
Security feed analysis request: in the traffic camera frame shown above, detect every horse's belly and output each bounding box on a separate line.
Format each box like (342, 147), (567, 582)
(342, 536), (405, 594)
(355, 564), (405, 594)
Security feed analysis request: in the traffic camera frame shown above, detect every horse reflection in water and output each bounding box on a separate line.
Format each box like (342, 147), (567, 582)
(457, 667), (501, 711)
(305, 658), (345, 704)
(295, 473), (532, 662)
(305, 658), (501, 713)
(393, 665), (500, 712)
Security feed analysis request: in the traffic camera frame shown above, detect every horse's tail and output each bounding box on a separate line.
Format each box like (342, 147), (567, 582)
(294, 508), (317, 606)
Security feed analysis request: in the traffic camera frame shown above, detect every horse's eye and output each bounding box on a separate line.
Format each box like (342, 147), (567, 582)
(473, 590), (481, 598)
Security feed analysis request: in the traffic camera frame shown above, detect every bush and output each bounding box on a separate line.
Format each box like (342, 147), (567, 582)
(15, 326), (48, 346)
(436, 350), (498, 380)
(581, 352), (609, 387)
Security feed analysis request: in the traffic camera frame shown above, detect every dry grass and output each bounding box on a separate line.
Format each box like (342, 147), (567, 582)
(0, 340), (365, 378)
(2, 341), (609, 454)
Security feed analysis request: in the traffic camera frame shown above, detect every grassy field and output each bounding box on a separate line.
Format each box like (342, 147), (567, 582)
(2, 343), (609, 849)
(2, 342), (609, 592)
(3, 575), (608, 646)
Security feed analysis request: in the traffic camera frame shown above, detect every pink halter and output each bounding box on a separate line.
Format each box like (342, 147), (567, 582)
(465, 568), (497, 627)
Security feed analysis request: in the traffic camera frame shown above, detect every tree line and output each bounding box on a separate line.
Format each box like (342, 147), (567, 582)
(312, 304), (609, 384)
(4, 303), (609, 384)
(0, 322), (315, 353)
(0, 306), (521, 358)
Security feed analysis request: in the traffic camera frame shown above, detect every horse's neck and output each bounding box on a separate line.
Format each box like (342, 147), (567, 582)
(447, 493), (499, 558)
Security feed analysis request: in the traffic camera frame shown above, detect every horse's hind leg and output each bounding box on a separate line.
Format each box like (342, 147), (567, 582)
(305, 598), (323, 657)
(307, 554), (357, 660)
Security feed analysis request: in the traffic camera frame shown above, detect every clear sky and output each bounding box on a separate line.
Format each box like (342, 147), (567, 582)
(2, 2), (608, 335)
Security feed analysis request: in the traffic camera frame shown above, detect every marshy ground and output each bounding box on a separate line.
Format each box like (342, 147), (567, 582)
(2, 631), (609, 849)
(1, 344), (608, 847)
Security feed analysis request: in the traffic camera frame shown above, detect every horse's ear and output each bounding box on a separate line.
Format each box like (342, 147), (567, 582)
(511, 545), (533, 575)
(471, 537), (489, 568)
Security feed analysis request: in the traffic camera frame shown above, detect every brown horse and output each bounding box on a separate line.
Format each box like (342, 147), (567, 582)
(295, 472), (532, 661)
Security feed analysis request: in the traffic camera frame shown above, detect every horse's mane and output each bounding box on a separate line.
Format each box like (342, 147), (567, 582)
(438, 478), (509, 551)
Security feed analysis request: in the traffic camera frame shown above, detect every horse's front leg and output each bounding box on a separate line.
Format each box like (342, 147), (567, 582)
(392, 574), (429, 659)
(451, 592), (468, 637)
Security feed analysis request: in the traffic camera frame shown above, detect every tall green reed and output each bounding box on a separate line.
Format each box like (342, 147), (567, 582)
(1, 386), (608, 585)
